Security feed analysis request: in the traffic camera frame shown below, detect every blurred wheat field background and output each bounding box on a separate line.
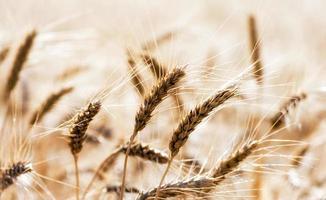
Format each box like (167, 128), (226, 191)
(0, 0), (325, 199)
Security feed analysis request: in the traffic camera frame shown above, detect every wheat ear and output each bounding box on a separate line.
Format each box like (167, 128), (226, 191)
(29, 86), (73, 125)
(127, 51), (145, 97)
(68, 101), (101, 200)
(3, 30), (37, 100)
(248, 15), (264, 85)
(271, 92), (307, 129)
(154, 84), (238, 198)
(142, 53), (184, 115)
(0, 162), (32, 192)
(120, 67), (185, 200)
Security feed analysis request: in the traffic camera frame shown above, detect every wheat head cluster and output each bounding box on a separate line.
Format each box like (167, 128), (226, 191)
(0, 1), (325, 200)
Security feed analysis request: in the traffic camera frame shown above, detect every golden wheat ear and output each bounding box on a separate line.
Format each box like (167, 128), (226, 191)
(3, 30), (37, 101)
(271, 92), (307, 129)
(0, 162), (32, 193)
(141, 53), (184, 117)
(121, 142), (169, 164)
(154, 83), (238, 198)
(127, 51), (146, 97)
(29, 86), (74, 126)
(67, 100), (101, 200)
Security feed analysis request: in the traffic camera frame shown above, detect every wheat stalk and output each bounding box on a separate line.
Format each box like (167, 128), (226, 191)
(3, 30), (37, 100)
(127, 51), (145, 97)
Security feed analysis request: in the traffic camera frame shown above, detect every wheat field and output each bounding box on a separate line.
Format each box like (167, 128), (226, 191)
(0, 0), (325, 199)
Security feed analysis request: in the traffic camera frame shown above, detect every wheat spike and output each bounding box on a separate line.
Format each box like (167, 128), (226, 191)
(121, 142), (169, 164)
(0, 162), (32, 192)
(127, 51), (145, 97)
(3, 30), (37, 100)
(271, 92), (307, 129)
(211, 140), (258, 181)
(68, 101), (101, 200)
(142, 53), (184, 115)
(134, 67), (185, 133)
(29, 86), (73, 125)
(154, 83), (238, 198)
(68, 101), (101, 155)
(169, 84), (238, 157)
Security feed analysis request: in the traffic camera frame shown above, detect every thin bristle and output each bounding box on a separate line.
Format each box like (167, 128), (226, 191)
(68, 101), (101, 155)
(29, 86), (74, 125)
(127, 52), (145, 97)
(121, 143), (169, 164)
(0, 162), (32, 192)
(271, 92), (307, 129)
(248, 15), (264, 85)
(3, 30), (37, 100)
(169, 84), (238, 157)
